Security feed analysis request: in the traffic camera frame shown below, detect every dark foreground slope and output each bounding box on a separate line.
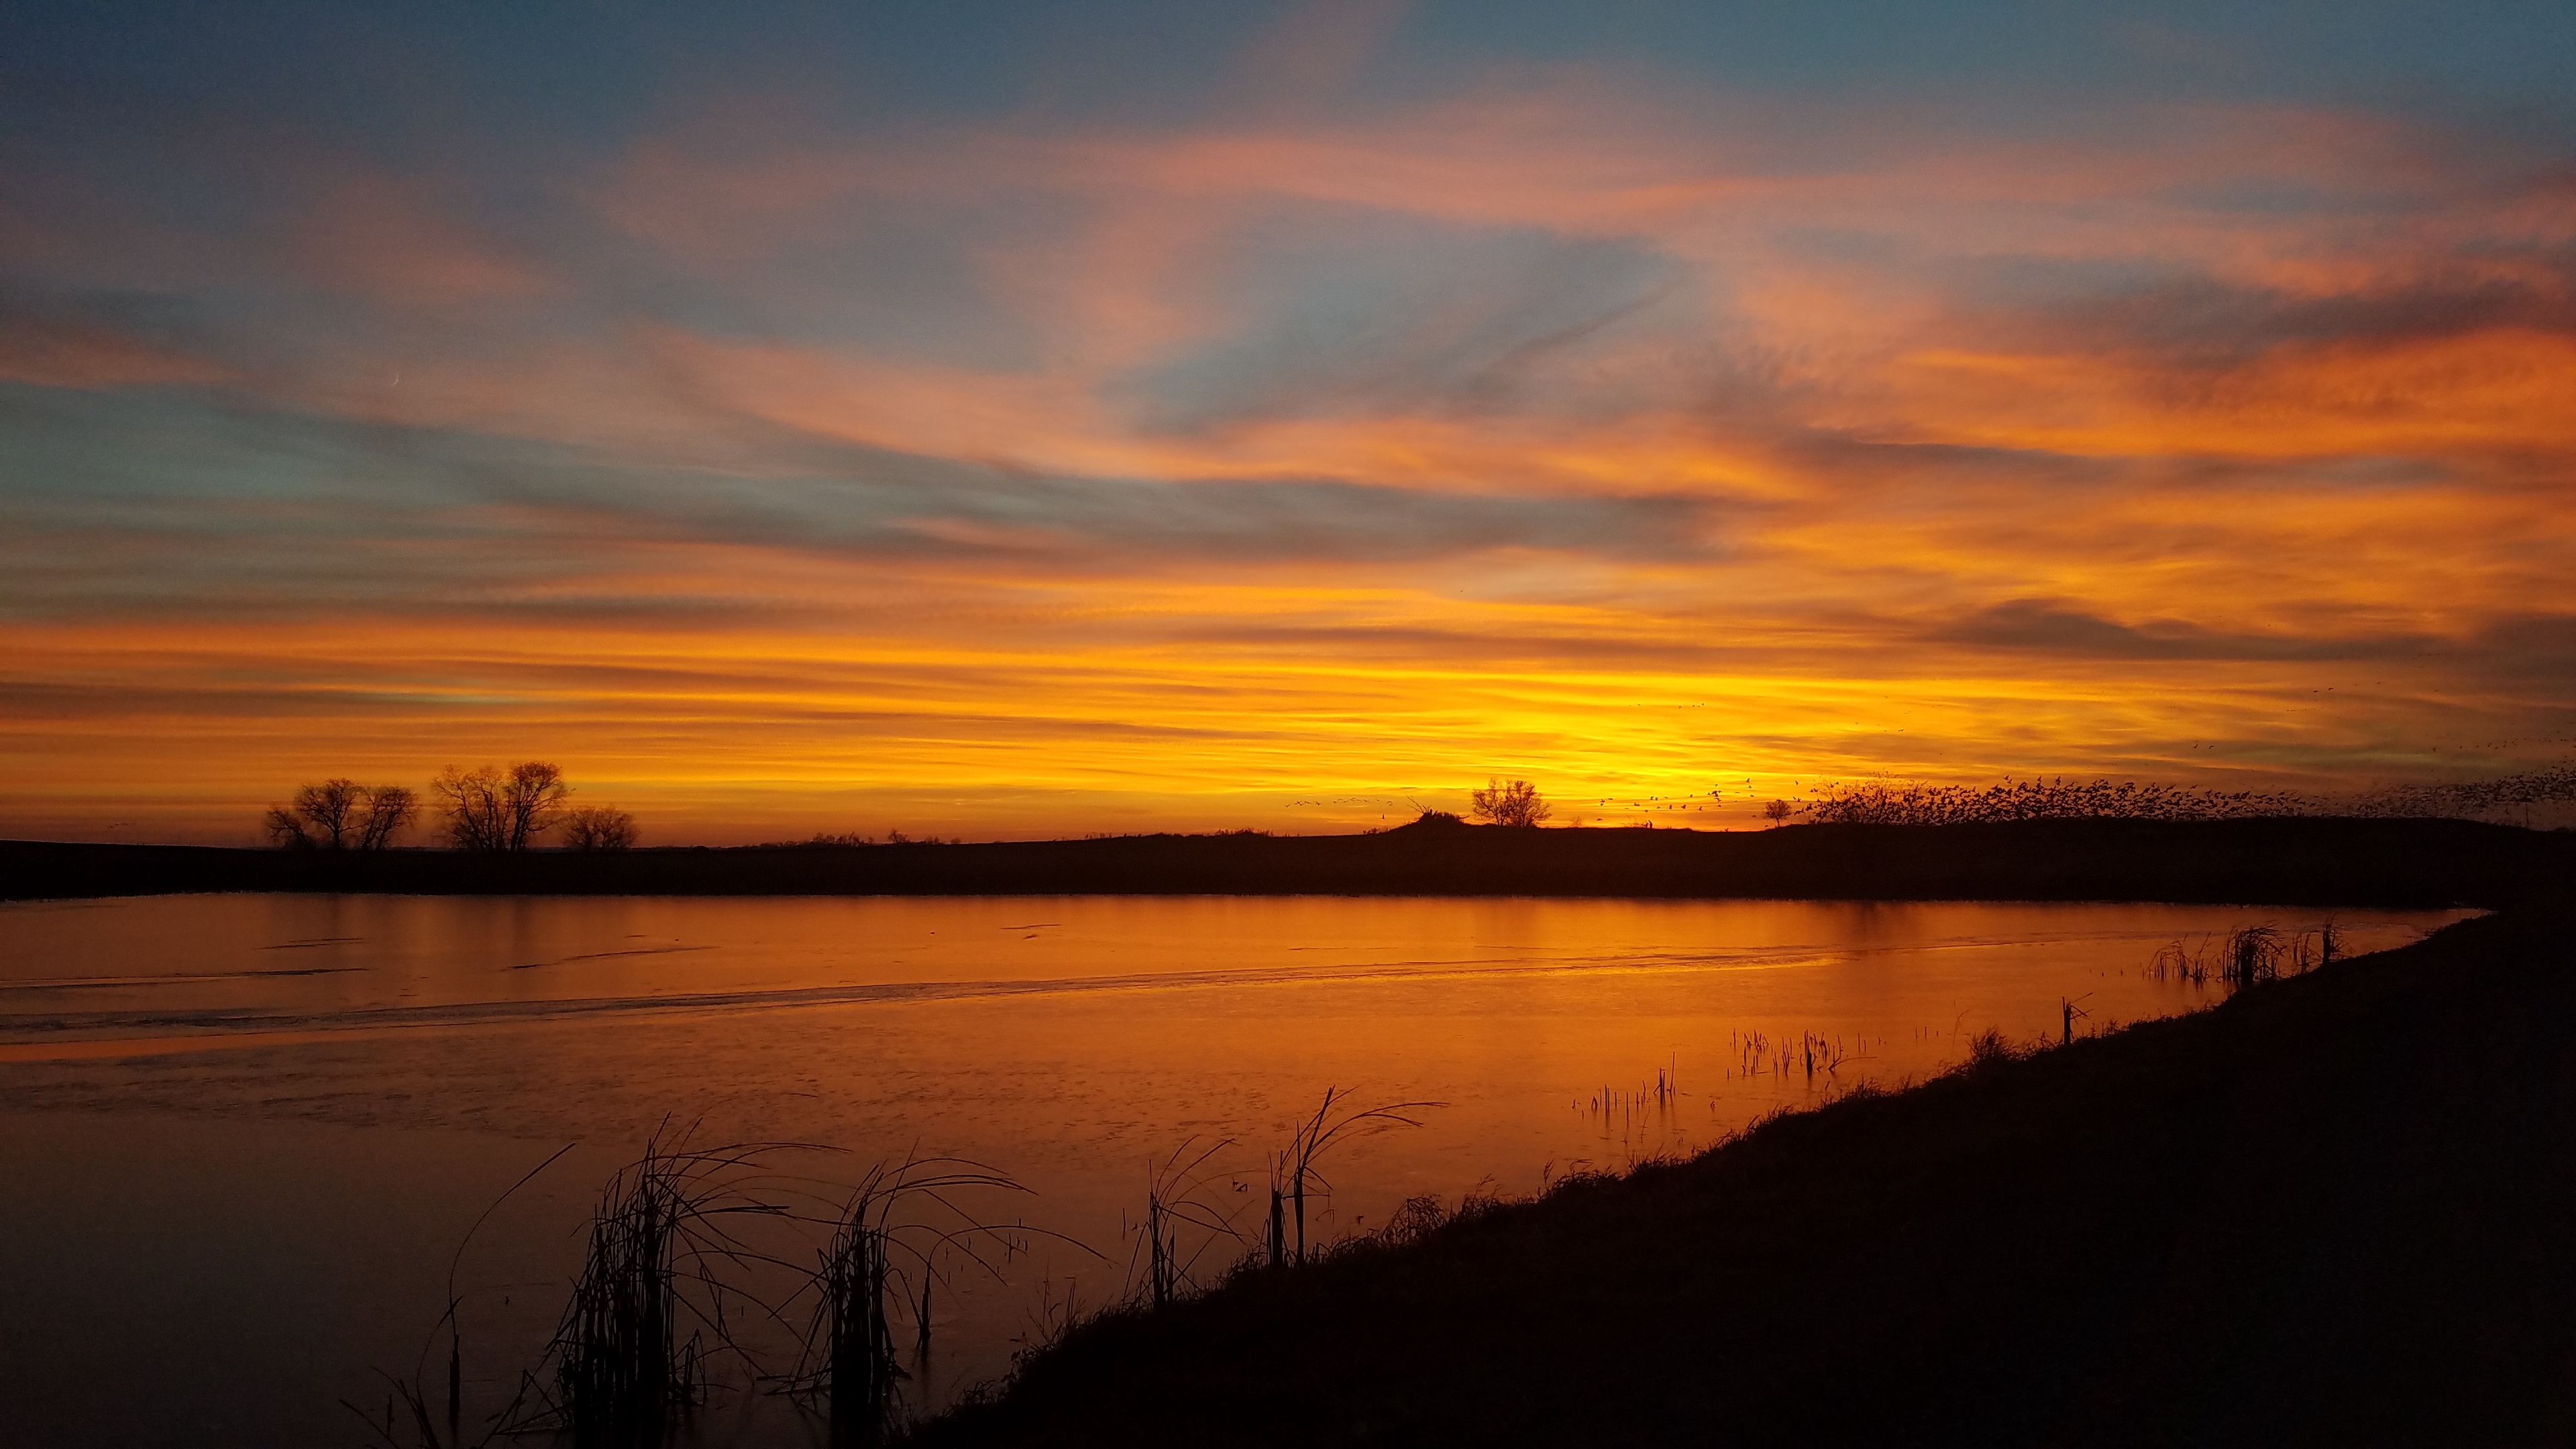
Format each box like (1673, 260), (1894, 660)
(4, 816), (2563, 906)
(913, 904), (2576, 1448)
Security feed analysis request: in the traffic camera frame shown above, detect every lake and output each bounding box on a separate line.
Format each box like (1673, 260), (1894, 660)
(0, 893), (2465, 1446)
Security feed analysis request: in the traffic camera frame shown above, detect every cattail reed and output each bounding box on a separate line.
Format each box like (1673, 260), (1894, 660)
(1134, 1138), (1238, 1309)
(818, 1215), (895, 1445)
(788, 1154), (1036, 1445)
(2224, 926), (2284, 989)
(1271, 1089), (1436, 1266)
(546, 1140), (706, 1446)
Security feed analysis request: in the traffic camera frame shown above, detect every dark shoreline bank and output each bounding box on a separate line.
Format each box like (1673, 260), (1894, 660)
(5, 816), (2563, 908)
(910, 899), (2576, 1447)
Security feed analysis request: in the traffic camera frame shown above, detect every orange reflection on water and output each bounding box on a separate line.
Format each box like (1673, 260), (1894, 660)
(0, 894), (2465, 1444)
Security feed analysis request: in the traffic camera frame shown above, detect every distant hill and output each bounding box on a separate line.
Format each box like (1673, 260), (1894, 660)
(5, 816), (2561, 909)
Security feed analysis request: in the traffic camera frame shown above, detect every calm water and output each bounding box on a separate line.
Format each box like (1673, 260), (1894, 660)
(0, 894), (2464, 1446)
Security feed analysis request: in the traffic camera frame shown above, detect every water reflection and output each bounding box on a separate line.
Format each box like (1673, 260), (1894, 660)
(0, 894), (2463, 1446)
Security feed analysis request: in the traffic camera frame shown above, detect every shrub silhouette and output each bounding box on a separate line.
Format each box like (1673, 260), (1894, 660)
(562, 806), (640, 851)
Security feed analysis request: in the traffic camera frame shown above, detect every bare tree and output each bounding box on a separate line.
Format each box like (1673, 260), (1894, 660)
(433, 765), (508, 851)
(356, 785), (416, 849)
(1469, 777), (1552, 828)
(433, 762), (572, 851)
(264, 780), (417, 850)
(264, 804), (315, 849)
(561, 805), (639, 851)
(1764, 799), (1794, 827)
(502, 761), (569, 848)
(307, 779), (365, 847)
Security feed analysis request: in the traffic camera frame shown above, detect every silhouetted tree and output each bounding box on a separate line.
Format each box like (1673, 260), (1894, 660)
(263, 805), (307, 849)
(433, 765), (506, 851)
(561, 806), (639, 851)
(264, 779), (415, 849)
(356, 785), (416, 849)
(1470, 777), (1552, 828)
(433, 761), (571, 851)
(1764, 799), (1794, 827)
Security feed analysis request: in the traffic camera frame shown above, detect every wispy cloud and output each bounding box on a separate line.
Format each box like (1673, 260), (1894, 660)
(3, 12), (2573, 838)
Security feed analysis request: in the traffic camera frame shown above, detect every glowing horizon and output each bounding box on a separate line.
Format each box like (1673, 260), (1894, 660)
(4, 4), (2573, 843)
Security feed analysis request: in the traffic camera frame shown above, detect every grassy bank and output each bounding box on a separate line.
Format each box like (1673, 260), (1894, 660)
(910, 900), (2576, 1446)
(5, 816), (2562, 908)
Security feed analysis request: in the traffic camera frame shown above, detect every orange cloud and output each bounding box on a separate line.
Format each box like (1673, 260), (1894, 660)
(8, 74), (2576, 841)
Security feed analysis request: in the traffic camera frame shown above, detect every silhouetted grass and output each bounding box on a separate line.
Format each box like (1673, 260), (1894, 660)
(502, 1134), (813, 1446)
(1267, 1089), (1438, 1268)
(1128, 1138), (1242, 1313)
(2146, 924), (2343, 994)
(769, 1153), (1061, 1446)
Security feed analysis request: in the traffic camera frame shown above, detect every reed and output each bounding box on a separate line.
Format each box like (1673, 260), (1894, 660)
(785, 1154), (1047, 1446)
(819, 1214), (896, 1444)
(487, 1131), (828, 1448)
(2290, 920), (2343, 974)
(343, 1144), (578, 1449)
(1267, 1089), (1438, 1267)
(2148, 939), (2212, 985)
(2150, 920), (2355, 993)
(2222, 926), (2285, 989)
(1132, 1138), (1242, 1311)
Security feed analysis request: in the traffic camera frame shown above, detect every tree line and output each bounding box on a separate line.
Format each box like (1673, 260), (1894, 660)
(264, 761), (637, 851)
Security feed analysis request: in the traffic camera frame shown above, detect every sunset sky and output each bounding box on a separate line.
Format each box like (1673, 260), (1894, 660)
(5, 3), (2573, 843)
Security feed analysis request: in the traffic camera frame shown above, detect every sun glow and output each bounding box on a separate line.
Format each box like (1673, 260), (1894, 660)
(3, 17), (2573, 842)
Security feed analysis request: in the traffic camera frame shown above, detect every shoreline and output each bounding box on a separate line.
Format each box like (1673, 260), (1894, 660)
(905, 898), (2576, 1444)
(5, 816), (2561, 910)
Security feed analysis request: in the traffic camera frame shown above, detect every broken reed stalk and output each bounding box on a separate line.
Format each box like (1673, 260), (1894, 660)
(1267, 1175), (1287, 1271)
(1147, 1191), (1171, 1310)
